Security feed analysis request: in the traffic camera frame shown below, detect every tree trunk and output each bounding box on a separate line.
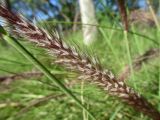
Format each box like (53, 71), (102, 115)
(79, 0), (98, 45)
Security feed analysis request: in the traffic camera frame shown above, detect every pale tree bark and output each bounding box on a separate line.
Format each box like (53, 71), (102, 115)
(79, 0), (98, 45)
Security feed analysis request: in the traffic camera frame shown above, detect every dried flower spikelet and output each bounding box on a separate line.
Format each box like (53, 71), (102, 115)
(129, 9), (156, 27)
(0, 5), (160, 120)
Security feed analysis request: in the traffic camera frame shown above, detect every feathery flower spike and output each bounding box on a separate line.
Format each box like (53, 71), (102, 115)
(0, 5), (160, 120)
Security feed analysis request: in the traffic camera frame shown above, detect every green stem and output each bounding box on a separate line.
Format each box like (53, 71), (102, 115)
(3, 35), (96, 120)
(99, 27), (119, 64)
(109, 105), (123, 120)
(124, 31), (136, 89)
